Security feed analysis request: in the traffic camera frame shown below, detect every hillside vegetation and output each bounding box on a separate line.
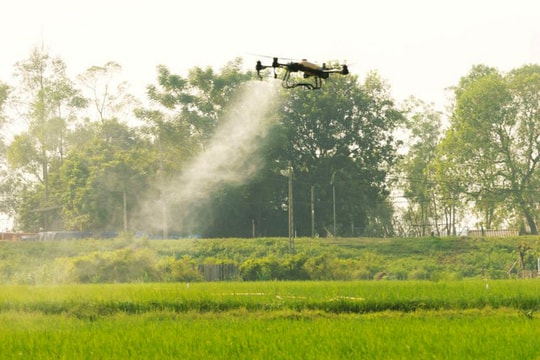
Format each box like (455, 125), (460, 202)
(0, 236), (539, 284)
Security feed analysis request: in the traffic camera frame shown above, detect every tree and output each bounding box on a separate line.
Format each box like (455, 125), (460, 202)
(0, 82), (12, 217)
(52, 120), (153, 232)
(397, 97), (443, 236)
(428, 132), (470, 236)
(146, 58), (252, 145)
(0, 82), (9, 151)
(137, 59), (256, 236)
(134, 108), (195, 238)
(7, 47), (86, 230)
(199, 120), (289, 238)
(442, 64), (540, 234)
(77, 61), (137, 123)
(278, 70), (403, 237)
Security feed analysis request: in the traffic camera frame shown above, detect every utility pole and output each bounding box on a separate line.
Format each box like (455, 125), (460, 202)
(311, 185), (315, 238)
(158, 133), (168, 239)
(331, 172), (336, 237)
(122, 188), (128, 232)
(288, 161), (294, 253)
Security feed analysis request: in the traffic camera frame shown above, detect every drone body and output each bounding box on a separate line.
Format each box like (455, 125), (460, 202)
(256, 57), (349, 90)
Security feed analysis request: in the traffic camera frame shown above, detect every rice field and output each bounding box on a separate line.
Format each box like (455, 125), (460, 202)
(1, 280), (540, 359)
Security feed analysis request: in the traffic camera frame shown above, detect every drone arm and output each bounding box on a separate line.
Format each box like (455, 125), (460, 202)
(323, 65), (349, 75)
(256, 59), (282, 79)
(256, 61), (265, 80)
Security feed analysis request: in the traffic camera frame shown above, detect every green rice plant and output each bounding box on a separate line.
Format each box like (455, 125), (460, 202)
(2, 280), (540, 358)
(1, 280), (540, 315)
(1, 309), (539, 359)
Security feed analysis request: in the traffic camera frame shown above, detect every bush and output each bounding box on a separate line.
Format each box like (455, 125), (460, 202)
(239, 257), (281, 281)
(281, 254), (310, 280)
(65, 248), (160, 283)
(158, 255), (203, 282)
(304, 253), (349, 280)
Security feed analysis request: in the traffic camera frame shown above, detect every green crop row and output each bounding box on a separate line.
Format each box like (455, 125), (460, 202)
(2, 310), (540, 359)
(1, 280), (540, 315)
(1, 281), (540, 359)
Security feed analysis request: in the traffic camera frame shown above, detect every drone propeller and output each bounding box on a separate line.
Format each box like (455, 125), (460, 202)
(250, 53), (298, 62)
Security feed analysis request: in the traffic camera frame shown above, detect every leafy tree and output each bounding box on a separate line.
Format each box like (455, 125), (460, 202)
(0, 82), (9, 151)
(138, 59), (257, 236)
(441, 64), (540, 234)
(146, 58), (252, 145)
(397, 97), (443, 235)
(77, 61), (138, 123)
(6, 47), (86, 230)
(428, 132), (470, 235)
(278, 70), (403, 237)
(0, 82), (11, 215)
(51, 120), (153, 232)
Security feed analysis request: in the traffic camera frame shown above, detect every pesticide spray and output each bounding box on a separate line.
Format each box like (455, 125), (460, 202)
(140, 80), (281, 236)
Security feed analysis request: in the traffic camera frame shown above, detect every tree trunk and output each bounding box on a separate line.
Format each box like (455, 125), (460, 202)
(523, 207), (538, 235)
(123, 188), (128, 233)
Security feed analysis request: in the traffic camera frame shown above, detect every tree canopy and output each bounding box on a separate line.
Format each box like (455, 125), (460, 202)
(2, 46), (540, 238)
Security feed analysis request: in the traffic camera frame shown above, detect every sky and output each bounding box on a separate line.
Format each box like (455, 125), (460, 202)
(1, 0), (540, 113)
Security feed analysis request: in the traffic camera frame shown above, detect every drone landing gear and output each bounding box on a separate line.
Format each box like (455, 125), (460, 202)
(282, 70), (322, 90)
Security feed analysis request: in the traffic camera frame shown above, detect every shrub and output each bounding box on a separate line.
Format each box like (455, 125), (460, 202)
(158, 255), (203, 282)
(65, 248), (160, 283)
(304, 253), (349, 280)
(239, 257), (282, 281)
(281, 254), (310, 280)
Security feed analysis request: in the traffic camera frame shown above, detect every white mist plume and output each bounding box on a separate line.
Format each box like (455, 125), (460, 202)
(141, 80), (281, 234)
(175, 81), (279, 203)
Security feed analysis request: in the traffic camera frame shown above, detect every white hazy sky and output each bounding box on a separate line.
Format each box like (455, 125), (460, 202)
(1, 0), (540, 111)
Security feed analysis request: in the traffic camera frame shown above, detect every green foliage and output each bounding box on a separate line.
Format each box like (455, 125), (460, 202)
(4, 52), (404, 238)
(64, 247), (160, 283)
(438, 64), (540, 234)
(146, 59), (252, 143)
(4, 48), (540, 240)
(304, 253), (347, 280)
(6, 47), (87, 231)
(398, 97), (445, 235)
(1, 236), (539, 284)
(50, 119), (154, 231)
(158, 255), (202, 282)
(278, 71), (403, 237)
(3, 280), (540, 315)
(3, 281), (540, 359)
(1, 308), (540, 359)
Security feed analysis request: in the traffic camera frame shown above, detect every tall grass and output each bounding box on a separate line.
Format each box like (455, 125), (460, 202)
(1, 280), (539, 315)
(1, 309), (539, 359)
(2, 281), (540, 359)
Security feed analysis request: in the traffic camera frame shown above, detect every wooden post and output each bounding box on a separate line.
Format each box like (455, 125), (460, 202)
(288, 161), (294, 253)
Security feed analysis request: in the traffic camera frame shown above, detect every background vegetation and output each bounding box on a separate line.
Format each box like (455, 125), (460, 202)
(1, 236), (539, 284)
(2, 47), (540, 238)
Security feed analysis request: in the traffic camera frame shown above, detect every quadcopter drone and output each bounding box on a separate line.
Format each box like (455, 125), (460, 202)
(256, 57), (349, 90)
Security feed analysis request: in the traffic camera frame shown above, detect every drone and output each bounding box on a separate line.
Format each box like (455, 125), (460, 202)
(256, 57), (349, 90)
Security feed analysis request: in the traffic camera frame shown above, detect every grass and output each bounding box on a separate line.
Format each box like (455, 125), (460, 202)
(2, 309), (539, 359)
(1, 280), (540, 359)
(2, 236), (540, 358)
(2, 280), (539, 314)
